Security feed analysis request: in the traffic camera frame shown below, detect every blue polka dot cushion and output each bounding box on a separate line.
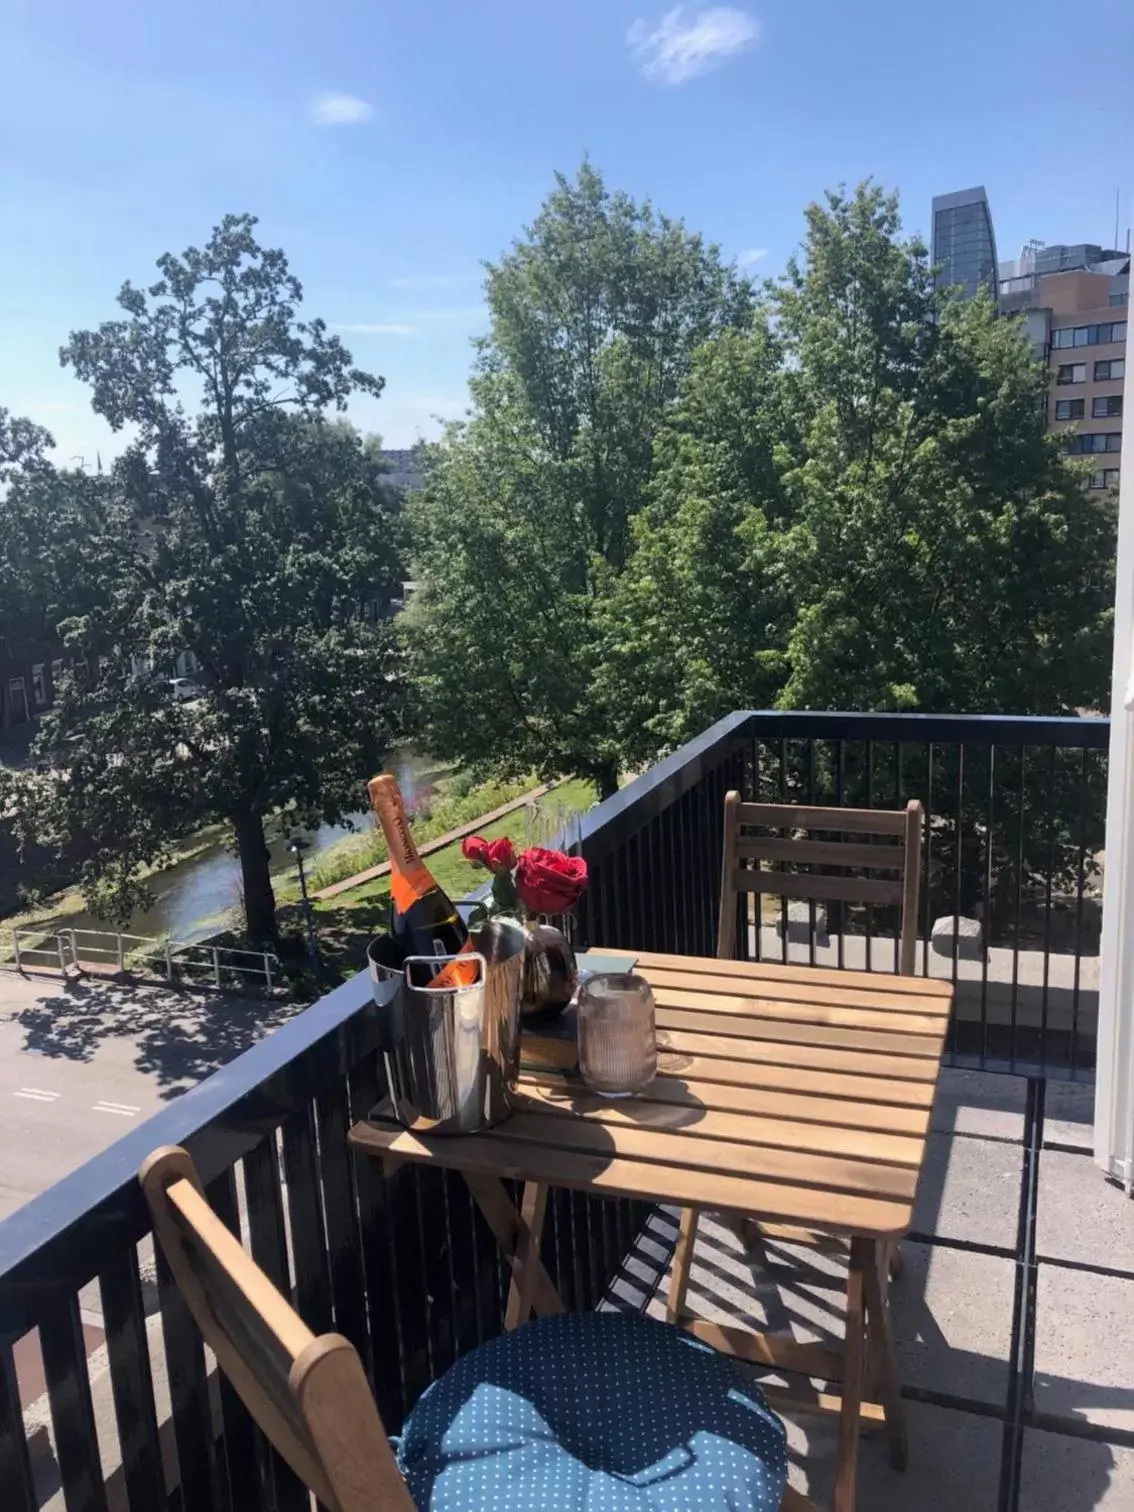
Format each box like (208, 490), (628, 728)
(396, 1311), (788, 1510)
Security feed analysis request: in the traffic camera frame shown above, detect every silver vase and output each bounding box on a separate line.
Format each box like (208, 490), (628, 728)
(520, 921), (577, 1018)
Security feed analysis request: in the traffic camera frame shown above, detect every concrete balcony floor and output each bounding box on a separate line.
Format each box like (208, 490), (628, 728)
(610, 1067), (1134, 1510)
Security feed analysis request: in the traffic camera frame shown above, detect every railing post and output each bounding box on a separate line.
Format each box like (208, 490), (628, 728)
(57, 934), (67, 975)
(263, 953), (273, 993)
(164, 940), (174, 982)
(11, 929), (21, 972)
(213, 947), (221, 988)
(116, 933), (125, 973)
(68, 929), (78, 971)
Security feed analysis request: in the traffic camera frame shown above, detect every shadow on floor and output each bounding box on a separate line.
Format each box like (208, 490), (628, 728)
(602, 1064), (1130, 1509)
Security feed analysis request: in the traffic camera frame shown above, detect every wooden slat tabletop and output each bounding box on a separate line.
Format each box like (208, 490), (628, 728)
(348, 951), (953, 1241)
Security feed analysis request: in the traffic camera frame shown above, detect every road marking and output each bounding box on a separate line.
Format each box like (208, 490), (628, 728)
(14, 1088), (61, 1102)
(92, 1101), (141, 1117)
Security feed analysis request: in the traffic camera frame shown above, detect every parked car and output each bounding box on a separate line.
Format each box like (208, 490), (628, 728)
(169, 677), (204, 702)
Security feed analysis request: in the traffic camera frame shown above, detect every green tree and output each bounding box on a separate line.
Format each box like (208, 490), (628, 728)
(598, 181), (1115, 924)
(771, 184), (1114, 716)
(601, 182), (1114, 744)
(403, 162), (753, 797)
(13, 217), (404, 943)
(594, 324), (794, 762)
(0, 409), (63, 665)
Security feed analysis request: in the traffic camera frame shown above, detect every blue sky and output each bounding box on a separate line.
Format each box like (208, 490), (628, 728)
(1, 0), (1132, 462)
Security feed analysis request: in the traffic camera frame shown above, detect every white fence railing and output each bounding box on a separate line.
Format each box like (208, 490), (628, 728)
(0, 926), (279, 992)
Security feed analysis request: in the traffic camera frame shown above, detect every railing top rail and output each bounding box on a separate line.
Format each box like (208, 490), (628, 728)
(67, 929), (153, 944)
(743, 710), (1110, 748)
(0, 971), (375, 1335)
(169, 941), (279, 962)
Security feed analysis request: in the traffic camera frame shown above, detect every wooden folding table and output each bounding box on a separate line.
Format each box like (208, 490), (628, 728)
(349, 949), (953, 1512)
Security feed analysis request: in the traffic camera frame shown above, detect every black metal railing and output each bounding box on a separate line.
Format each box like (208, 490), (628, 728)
(0, 974), (646, 1512)
(0, 708), (1108, 1511)
(573, 711), (1107, 1077)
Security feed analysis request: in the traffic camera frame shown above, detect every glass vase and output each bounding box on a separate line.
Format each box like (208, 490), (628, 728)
(577, 973), (657, 1097)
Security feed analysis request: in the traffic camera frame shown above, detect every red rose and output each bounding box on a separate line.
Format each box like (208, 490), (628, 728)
(515, 846), (588, 916)
(486, 837), (516, 874)
(461, 835), (492, 867)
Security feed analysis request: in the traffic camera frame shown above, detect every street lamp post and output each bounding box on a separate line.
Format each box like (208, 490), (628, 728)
(288, 837), (320, 977)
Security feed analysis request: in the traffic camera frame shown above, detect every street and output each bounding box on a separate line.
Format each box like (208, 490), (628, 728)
(0, 968), (295, 1222)
(0, 965), (302, 1473)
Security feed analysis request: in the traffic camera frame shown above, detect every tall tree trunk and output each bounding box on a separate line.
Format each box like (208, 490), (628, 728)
(233, 807), (277, 945)
(594, 760), (619, 803)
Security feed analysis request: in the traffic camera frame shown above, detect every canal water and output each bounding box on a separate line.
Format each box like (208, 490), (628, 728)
(51, 749), (447, 942)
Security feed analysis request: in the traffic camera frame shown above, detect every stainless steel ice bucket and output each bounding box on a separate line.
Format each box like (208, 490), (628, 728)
(365, 919), (525, 1134)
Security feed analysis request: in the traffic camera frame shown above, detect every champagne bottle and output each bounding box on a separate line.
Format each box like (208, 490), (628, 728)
(367, 774), (473, 978)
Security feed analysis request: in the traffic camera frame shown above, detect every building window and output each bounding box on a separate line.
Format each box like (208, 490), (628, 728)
(1057, 363), (1087, 384)
(1074, 432), (1123, 454)
(1055, 398), (1085, 420)
(31, 665), (48, 707)
(1092, 395), (1123, 419)
(1090, 469), (1121, 491)
(1110, 291), (1129, 307)
(6, 677), (29, 726)
(1051, 321), (1128, 350)
(50, 659), (64, 690)
(1095, 359), (1126, 381)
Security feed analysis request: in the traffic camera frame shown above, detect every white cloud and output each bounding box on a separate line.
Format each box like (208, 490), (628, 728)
(307, 92), (374, 126)
(738, 247), (768, 266)
(628, 6), (759, 85)
(333, 323), (416, 335)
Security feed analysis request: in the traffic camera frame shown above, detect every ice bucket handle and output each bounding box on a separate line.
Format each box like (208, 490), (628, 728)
(403, 952), (487, 990)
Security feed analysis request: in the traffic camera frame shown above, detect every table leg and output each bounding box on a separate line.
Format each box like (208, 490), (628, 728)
(463, 1173), (565, 1324)
(505, 1182), (551, 1330)
(863, 1239), (909, 1471)
(833, 1238), (869, 1512)
(665, 1206), (700, 1323)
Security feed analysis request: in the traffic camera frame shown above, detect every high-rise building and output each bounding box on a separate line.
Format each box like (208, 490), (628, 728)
(932, 187), (999, 301)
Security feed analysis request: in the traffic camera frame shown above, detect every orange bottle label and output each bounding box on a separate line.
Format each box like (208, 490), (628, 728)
(427, 941), (480, 989)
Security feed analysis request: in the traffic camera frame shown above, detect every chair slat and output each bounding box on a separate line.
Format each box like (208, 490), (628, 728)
(737, 837), (905, 870)
(735, 803), (908, 834)
(734, 871), (903, 906)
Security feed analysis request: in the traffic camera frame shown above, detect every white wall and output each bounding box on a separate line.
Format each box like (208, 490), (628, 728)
(1094, 347), (1134, 1189)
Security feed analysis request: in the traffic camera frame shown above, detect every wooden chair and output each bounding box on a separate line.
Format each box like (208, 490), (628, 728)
(667, 793), (925, 1326)
(141, 1145), (817, 1512)
(715, 794), (924, 974)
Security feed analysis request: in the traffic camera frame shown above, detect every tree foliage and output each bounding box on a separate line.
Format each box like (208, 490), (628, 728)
(8, 217), (405, 941)
(402, 162), (754, 795)
(598, 183), (1115, 751)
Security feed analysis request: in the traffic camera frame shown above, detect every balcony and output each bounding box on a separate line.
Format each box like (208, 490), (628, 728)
(0, 711), (1130, 1511)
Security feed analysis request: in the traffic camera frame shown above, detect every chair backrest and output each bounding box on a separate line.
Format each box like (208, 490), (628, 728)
(139, 1145), (415, 1512)
(717, 794), (924, 974)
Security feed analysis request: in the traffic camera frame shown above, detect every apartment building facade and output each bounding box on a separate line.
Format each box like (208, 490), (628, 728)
(999, 250), (1129, 491)
(1045, 271), (1126, 491)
